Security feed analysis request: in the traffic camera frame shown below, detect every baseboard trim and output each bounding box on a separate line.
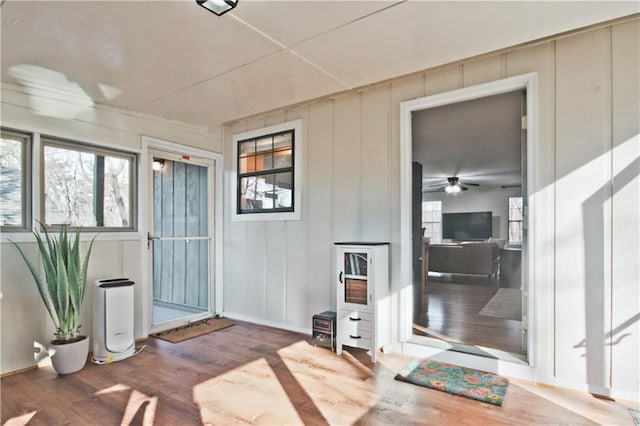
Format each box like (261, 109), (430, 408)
(1, 365), (38, 378)
(534, 376), (640, 405)
(221, 311), (311, 336)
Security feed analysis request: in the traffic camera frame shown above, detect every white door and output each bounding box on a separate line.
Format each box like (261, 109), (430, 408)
(148, 150), (215, 332)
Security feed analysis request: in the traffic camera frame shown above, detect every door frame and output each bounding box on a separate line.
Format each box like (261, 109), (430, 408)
(141, 136), (223, 335)
(399, 73), (538, 367)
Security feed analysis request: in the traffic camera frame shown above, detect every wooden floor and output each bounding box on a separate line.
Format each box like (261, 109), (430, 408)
(415, 274), (525, 356)
(2, 320), (638, 425)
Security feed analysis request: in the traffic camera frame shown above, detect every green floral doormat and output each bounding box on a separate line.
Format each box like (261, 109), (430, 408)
(395, 359), (509, 406)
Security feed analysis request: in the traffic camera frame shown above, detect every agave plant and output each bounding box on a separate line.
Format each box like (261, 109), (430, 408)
(10, 226), (96, 344)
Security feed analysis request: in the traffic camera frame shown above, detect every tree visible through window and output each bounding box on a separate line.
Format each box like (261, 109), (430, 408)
(422, 201), (442, 241)
(508, 196), (523, 245)
(42, 139), (136, 230)
(0, 130), (30, 230)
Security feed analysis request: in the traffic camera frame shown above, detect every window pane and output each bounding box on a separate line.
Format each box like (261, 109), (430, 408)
(275, 172), (292, 208)
(239, 155), (256, 173)
(239, 172), (294, 212)
(43, 142), (134, 229)
(509, 197), (523, 220)
(104, 156), (131, 227)
(240, 175), (268, 211)
(255, 151), (273, 171)
(44, 146), (96, 226)
(421, 201), (442, 242)
(0, 136), (23, 226)
(273, 132), (292, 150)
(239, 140), (254, 156)
(255, 137), (272, 153)
(273, 147), (292, 169)
(509, 222), (523, 244)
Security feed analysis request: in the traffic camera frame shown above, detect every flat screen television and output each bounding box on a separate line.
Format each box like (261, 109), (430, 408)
(442, 211), (492, 241)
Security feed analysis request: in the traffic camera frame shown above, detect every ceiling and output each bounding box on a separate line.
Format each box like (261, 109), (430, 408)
(1, 1), (638, 129)
(413, 90), (524, 190)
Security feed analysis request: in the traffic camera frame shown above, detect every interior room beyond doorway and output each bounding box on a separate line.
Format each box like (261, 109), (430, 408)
(410, 88), (527, 361)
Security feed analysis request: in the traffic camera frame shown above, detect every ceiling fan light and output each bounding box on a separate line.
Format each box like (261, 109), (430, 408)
(445, 184), (461, 194)
(196, 0), (238, 16)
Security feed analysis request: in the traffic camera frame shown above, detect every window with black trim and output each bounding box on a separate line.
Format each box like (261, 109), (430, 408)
(237, 130), (294, 214)
(41, 137), (137, 231)
(0, 129), (31, 231)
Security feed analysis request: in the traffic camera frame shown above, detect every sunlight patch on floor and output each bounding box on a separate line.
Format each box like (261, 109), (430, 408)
(193, 357), (303, 424)
(278, 341), (378, 425)
(510, 378), (640, 426)
(3, 411), (36, 426)
(95, 383), (131, 395)
(121, 389), (157, 426)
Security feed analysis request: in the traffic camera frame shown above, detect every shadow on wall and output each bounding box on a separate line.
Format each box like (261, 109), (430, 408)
(579, 146), (638, 391)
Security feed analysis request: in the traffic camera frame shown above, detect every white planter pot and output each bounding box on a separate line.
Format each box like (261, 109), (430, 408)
(50, 336), (90, 374)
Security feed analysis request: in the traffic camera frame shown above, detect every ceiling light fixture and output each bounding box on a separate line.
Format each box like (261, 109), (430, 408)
(445, 183), (461, 194)
(196, 0), (238, 16)
(444, 177), (462, 194)
(152, 158), (165, 171)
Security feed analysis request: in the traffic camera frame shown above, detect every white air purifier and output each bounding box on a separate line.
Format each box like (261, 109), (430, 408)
(92, 278), (136, 363)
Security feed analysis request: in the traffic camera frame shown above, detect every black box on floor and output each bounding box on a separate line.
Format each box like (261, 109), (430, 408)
(312, 311), (336, 350)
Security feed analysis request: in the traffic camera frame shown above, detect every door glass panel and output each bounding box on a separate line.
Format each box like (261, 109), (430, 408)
(152, 239), (209, 310)
(344, 252), (368, 305)
(152, 158), (209, 325)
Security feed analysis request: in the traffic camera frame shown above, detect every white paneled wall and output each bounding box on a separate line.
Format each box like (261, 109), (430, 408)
(610, 20), (640, 399)
(222, 18), (639, 399)
(555, 27), (612, 390)
(0, 85), (221, 374)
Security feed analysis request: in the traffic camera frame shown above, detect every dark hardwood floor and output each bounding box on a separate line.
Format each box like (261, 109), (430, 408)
(415, 273), (525, 356)
(1, 320), (637, 425)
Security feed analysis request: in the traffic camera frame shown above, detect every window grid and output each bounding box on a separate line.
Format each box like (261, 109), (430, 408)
(237, 129), (294, 214)
(422, 201), (442, 242)
(508, 196), (523, 245)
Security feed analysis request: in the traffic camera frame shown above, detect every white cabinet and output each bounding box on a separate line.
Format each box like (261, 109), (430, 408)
(335, 242), (389, 363)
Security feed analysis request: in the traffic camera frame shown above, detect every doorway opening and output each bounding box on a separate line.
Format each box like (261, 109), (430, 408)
(400, 74), (536, 366)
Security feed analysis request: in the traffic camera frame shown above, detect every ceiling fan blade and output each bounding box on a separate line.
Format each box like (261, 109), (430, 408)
(501, 184), (522, 188)
(462, 182), (480, 187)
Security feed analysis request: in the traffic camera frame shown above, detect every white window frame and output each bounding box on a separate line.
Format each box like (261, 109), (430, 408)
(0, 128), (32, 232)
(231, 119), (303, 222)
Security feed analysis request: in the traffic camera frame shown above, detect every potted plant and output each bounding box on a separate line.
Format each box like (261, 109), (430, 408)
(10, 226), (96, 374)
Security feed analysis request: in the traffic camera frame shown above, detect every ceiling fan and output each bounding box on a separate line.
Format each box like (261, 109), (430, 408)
(426, 177), (480, 194)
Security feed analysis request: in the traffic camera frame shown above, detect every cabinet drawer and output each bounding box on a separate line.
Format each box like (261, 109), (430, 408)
(341, 335), (372, 349)
(338, 309), (372, 322)
(341, 321), (372, 339)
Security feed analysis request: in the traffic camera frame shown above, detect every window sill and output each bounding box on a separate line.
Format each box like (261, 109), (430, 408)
(1, 231), (143, 244)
